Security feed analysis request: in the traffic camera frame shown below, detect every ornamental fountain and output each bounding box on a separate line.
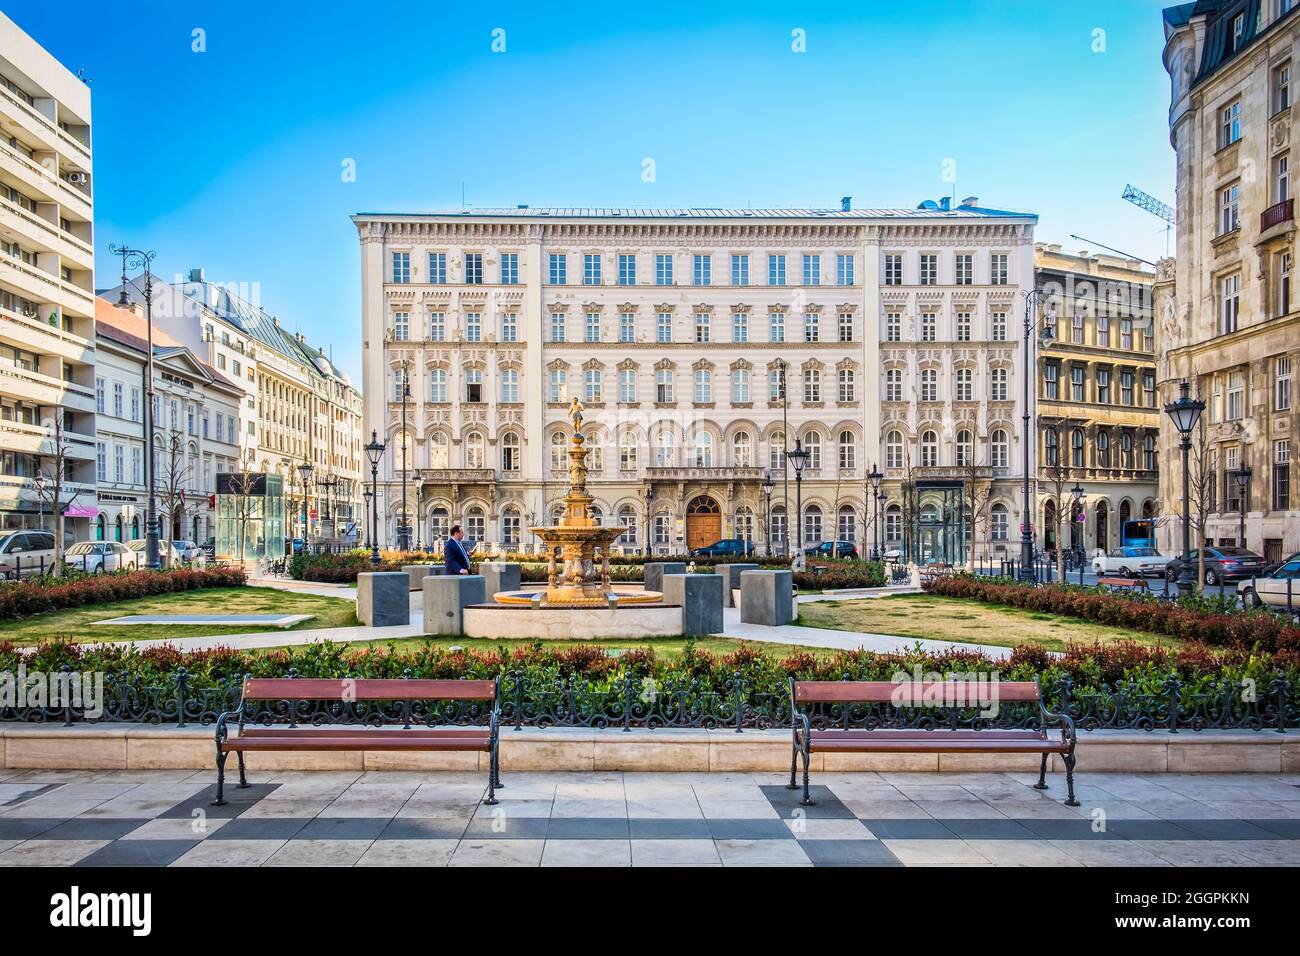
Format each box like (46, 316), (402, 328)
(493, 398), (662, 608)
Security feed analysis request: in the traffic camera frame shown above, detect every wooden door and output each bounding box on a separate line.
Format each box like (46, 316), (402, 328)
(685, 496), (721, 551)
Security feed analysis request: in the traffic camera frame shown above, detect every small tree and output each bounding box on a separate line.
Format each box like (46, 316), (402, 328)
(36, 414), (79, 578)
(1187, 385), (1215, 593)
(226, 449), (260, 563)
(1039, 416), (1074, 582)
(959, 442), (993, 571)
(157, 428), (193, 549)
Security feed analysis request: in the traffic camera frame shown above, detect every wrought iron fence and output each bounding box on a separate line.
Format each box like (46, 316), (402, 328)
(1, 666), (1293, 733)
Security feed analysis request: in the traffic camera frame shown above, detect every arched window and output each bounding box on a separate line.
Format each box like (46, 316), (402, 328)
(550, 432), (567, 472)
(1119, 499), (1132, 528)
(501, 507), (521, 547)
(1071, 428), (1085, 467)
(1097, 431), (1111, 468)
(655, 429), (676, 467)
(837, 505), (856, 543)
(585, 430), (604, 472)
(803, 504), (823, 544)
(429, 431), (449, 468)
(956, 429), (973, 467)
(500, 432), (520, 472)
(1045, 429), (1059, 467)
(1143, 433), (1156, 471)
(731, 368), (750, 403)
(1121, 431), (1133, 467)
(991, 429), (1008, 468)
(768, 430), (785, 471)
(617, 505), (638, 545)
(885, 368), (903, 402)
(732, 432), (752, 467)
(465, 431), (484, 469)
(114, 514), (124, 542)
(838, 430), (856, 471)
(991, 367), (1008, 401)
(653, 510), (671, 546)
(838, 367), (856, 402)
(920, 368), (938, 402)
(132, 515), (141, 539)
(804, 432), (822, 470)
(886, 430), (904, 469)
(885, 504), (902, 542)
(619, 430), (638, 471)
(694, 368), (712, 403)
(955, 367), (973, 401)
(694, 432), (713, 467)
(920, 429), (938, 467)
(464, 506), (485, 545)
(95, 513), (105, 541)
(589, 504), (604, 526)
(735, 506), (754, 545)
(771, 505), (788, 548)
(429, 368), (447, 403)
(803, 367), (821, 402)
(990, 503), (1009, 540)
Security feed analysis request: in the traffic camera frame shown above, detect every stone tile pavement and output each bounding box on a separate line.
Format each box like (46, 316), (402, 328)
(0, 768), (1296, 867)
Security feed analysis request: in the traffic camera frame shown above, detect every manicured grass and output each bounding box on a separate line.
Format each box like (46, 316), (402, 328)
(0, 587), (359, 646)
(795, 593), (1179, 652)
(252, 636), (841, 660)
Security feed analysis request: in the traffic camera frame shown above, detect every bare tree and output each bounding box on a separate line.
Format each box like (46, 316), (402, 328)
(1186, 384), (1215, 593)
(1039, 417), (1074, 582)
(36, 414), (80, 578)
(226, 448), (260, 563)
(156, 429), (193, 551)
(959, 442), (993, 571)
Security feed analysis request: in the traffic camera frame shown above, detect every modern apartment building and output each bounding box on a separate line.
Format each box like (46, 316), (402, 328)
(0, 13), (96, 540)
(1161, 0), (1300, 561)
(104, 271), (365, 548)
(1034, 244), (1159, 556)
(93, 299), (243, 544)
(354, 202), (1038, 561)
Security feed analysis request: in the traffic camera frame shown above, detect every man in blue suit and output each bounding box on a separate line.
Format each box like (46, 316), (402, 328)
(444, 524), (471, 575)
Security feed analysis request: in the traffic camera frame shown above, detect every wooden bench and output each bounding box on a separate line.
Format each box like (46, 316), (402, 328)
(212, 677), (501, 806)
(787, 678), (1078, 806)
(1097, 576), (1148, 592)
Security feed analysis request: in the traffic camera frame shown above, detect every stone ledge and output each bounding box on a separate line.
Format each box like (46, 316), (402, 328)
(0, 725), (1292, 773)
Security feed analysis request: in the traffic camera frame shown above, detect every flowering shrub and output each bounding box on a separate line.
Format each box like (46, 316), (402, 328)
(923, 574), (1300, 654)
(0, 566), (247, 621)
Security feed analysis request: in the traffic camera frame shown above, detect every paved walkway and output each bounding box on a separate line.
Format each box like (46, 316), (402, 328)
(0, 768), (1295, 867)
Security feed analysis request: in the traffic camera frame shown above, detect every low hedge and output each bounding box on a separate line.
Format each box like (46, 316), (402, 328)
(923, 574), (1300, 654)
(0, 566), (248, 620)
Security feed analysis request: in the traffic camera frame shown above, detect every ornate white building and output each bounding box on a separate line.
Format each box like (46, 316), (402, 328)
(354, 202), (1038, 560)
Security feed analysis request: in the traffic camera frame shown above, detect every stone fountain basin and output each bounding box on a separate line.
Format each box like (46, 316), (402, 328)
(462, 603), (683, 640)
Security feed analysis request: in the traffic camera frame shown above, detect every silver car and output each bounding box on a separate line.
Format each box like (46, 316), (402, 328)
(1239, 560), (1300, 610)
(0, 530), (57, 579)
(64, 540), (134, 573)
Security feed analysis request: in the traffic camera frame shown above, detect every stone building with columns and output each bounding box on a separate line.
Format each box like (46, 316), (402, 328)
(354, 202), (1037, 560)
(1159, 1), (1300, 562)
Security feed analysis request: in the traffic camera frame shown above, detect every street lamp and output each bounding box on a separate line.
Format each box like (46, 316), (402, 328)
(643, 485), (653, 556)
(317, 471), (339, 545)
(111, 243), (162, 571)
(364, 430), (386, 566)
(1164, 380), (1205, 596)
(1070, 483), (1085, 566)
(412, 469), (424, 550)
(362, 488), (372, 549)
(787, 439), (809, 568)
(296, 461), (313, 551)
(1233, 466), (1252, 550)
(868, 464), (883, 560)
(1019, 288), (1055, 583)
(761, 470), (774, 557)
(776, 357), (789, 556)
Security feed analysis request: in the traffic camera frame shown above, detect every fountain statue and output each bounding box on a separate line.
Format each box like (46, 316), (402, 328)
(494, 398), (662, 607)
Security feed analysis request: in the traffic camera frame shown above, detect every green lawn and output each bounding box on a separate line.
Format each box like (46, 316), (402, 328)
(0, 587), (359, 647)
(796, 593), (1179, 653)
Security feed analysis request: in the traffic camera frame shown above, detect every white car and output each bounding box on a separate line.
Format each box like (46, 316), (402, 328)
(64, 540), (134, 573)
(1239, 559), (1300, 610)
(1090, 546), (1172, 578)
(171, 540), (208, 568)
(125, 539), (184, 569)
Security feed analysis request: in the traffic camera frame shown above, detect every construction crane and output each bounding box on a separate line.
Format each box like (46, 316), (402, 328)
(1122, 184), (1175, 256)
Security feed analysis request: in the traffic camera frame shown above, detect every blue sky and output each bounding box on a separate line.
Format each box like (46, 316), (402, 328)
(8, 0), (1176, 383)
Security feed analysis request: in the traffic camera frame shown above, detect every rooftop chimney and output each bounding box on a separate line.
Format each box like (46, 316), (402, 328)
(188, 268), (204, 283)
(840, 196), (852, 212)
(938, 197), (951, 211)
(960, 196), (979, 208)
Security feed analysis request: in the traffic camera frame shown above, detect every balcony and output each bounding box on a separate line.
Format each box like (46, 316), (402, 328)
(645, 466), (766, 482)
(414, 469), (496, 484)
(1261, 198), (1294, 233)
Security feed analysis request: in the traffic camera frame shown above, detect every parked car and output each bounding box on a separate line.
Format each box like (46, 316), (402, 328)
(64, 540), (134, 573)
(689, 538), (754, 558)
(1239, 559), (1300, 610)
(0, 530), (57, 579)
(803, 540), (860, 560)
(1090, 546), (1172, 578)
(1263, 550), (1300, 576)
(125, 539), (184, 569)
(1164, 547), (1268, 586)
(882, 547), (903, 561)
(200, 537), (216, 559)
(171, 540), (207, 567)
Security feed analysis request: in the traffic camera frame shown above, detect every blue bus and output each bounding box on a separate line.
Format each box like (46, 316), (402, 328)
(1120, 519), (1156, 550)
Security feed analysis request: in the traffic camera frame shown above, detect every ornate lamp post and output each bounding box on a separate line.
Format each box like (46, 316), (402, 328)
(1070, 482), (1085, 568)
(1164, 381), (1205, 596)
(1019, 288), (1054, 583)
(362, 488), (372, 549)
(364, 430), (386, 566)
(776, 358), (789, 556)
(868, 464), (883, 560)
(412, 469), (424, 550)
(761, 469), (774, 557)
(787, 439), (809, 569)
(110, 243), (162, 571)
(643, 485), (653, 556)
(1233, 466), (1252, 550)
(317, 471), (339, 547)
(296, 461), (313, 551)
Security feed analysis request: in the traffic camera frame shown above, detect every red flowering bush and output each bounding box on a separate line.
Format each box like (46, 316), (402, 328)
(0, 566), (246, 621)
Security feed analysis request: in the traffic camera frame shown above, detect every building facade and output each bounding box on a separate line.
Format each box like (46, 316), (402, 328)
(104, 271), (365, 547)
(354, 203), (1038, 562)
(0, 13), (97, 540)
(92, 300), (242, 544)
(1034, 244), (1159, 557)
(1161, 0), (1300, 562)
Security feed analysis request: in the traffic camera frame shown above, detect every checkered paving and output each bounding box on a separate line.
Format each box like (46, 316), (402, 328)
(0, 768), (1297, 866)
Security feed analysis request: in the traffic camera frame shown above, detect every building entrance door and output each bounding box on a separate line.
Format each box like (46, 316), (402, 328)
(685, 496), (721, 551)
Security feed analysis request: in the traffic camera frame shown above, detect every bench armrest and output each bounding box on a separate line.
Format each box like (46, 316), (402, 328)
(214, 703), (244, 744)
(1038, 701), (1077, 747)
(488, 676), (501, 742)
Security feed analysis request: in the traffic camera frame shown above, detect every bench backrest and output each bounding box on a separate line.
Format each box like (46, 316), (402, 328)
(792, 680), (1041, 704)
(241, 678), (497, 702)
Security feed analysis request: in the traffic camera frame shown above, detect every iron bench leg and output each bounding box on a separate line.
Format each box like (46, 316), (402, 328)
(1033, 753), (1049, 790)
(236, 751), (248, 788)
(484, 741), (500, 806)
(786, 735), (799, 790)
(212, 749), (228, 807)
(1063, 747), (1080, 807)
(800, 741), (815, 807)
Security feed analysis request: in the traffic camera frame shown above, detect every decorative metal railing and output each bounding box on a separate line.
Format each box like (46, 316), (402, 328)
(1, 667), (1293, 733)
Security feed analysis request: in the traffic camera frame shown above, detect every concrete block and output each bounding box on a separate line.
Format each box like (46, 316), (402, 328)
(480, 562), (521, 601)
(714, 563), (759, 607)
(401, 564), (441, 591)
(357, 572), (411, 627)
(739, 569), (794, 626)
(662, 573), (723, 635)
(643, 562), (686, 594)
(422, 574), (486, 636)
